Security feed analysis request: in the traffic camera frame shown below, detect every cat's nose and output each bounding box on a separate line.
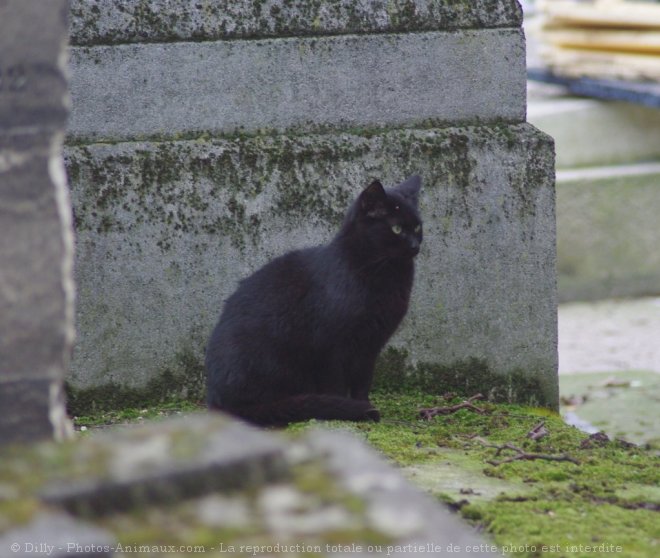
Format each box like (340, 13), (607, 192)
(409, 238), (420, 256)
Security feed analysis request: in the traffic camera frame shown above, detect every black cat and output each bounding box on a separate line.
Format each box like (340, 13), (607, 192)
(205, 176), (423, 426)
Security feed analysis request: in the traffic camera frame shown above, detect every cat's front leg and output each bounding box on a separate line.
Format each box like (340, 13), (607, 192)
(347, 358), (381, 420)
(347, 354), (377, 401)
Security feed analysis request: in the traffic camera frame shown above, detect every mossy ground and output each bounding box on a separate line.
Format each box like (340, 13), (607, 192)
(288, 391), (660, 558)
(68, 391), (660, 557)
(72, 399), (202, 430)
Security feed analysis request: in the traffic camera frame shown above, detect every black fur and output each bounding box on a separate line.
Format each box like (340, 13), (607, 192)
(205, 176), (423, 426)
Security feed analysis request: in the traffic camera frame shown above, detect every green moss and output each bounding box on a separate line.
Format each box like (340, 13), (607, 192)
(0, 499), (40, 533)
(6, 387), (654, 555)
(483, 500), (657, 557)
(72, 400), (204, 429)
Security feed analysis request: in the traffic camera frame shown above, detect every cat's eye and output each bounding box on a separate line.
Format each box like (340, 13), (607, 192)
(414, 224), (422, 233)
(391, 224), (402, 235)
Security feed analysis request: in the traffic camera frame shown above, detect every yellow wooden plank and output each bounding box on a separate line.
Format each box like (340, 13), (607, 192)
(540, 28), (660, 54)
(541, 45), (660, 80)
(538, 0), (660, 29)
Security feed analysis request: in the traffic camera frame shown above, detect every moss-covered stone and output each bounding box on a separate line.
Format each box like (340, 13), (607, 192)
(0, 412), (475, 554)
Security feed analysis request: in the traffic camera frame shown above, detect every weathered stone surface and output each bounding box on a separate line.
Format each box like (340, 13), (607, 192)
(65, 123), (557, 408)
(69, 0), (522, 46)
(0, 513), (114, 558)
(67, 29), (526, 141)
(40, 414), (289, 516)
(0, 0), (74, 443)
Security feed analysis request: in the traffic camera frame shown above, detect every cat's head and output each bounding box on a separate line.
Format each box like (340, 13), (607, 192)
(348, 175), (423, 260)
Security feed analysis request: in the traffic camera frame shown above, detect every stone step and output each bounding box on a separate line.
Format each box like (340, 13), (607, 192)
(65, 123), (557, 409)
(68, 28), (526, 142)
(528, 96), (660, 168)
(557, 162), (660, 302)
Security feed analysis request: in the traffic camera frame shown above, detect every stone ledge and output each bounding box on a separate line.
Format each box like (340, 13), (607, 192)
(0, 514), (115, 558)
(0, 1), (69, 130)
(69, 0), (522, 46)
(67, 29), (526, 142)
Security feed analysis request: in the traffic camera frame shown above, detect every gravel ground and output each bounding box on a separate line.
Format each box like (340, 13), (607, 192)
(559, 297), (660, 374)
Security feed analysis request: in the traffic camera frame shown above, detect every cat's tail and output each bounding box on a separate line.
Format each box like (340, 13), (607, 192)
(211, 395), (380, 427)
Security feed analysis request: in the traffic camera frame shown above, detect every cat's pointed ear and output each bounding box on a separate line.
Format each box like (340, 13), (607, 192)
(396, 175), (421, 206)
(359, 180), (388, 218)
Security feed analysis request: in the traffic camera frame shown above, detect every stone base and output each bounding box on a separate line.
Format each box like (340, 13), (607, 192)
(66, 123), (557, 409)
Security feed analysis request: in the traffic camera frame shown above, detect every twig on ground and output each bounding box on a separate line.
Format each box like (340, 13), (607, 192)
(473, 437), (580, 466)
(419, 393), (486, 420)
(526, 420), (549, 441)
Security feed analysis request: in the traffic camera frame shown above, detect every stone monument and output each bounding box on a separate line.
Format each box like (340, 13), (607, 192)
(64, 0), (557, 412)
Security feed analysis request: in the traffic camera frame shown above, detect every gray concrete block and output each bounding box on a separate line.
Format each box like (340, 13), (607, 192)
(65, 123), (557, 408)
(0, 0), (74, 443)
(69, 0), (522, 46)
(67, 29), (526, 142)
(557, 163), (660, 302)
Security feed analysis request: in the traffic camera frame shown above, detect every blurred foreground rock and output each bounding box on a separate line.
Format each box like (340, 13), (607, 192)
(0, 414), (498, 557)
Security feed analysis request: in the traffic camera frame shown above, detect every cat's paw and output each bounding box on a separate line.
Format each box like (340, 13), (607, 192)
(365, 407), (381, 422)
